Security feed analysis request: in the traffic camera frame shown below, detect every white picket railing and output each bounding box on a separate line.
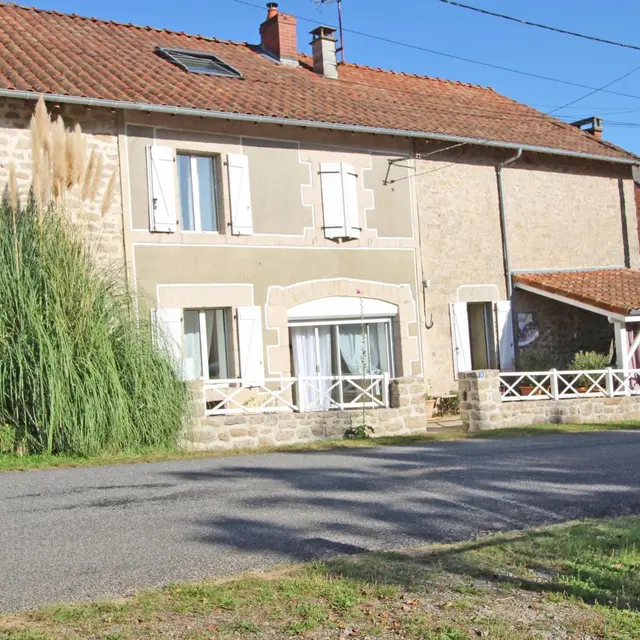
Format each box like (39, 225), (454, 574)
(500, 368), (640, 402)
(204, 374), (390, 415)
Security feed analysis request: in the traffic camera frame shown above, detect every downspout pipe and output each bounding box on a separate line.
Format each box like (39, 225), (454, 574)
(496, 148), (522, 299)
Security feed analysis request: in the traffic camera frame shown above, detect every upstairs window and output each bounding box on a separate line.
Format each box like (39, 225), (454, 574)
(319, 163), (361, 240)
(156, 47), (242, 78)
(177, 154), (220, 232)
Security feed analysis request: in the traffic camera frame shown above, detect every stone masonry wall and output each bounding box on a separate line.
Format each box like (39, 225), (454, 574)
(460, 370), (640, 432)
(512, 289), (614, 370)
(183, 378), (428, 451)
(0, 97), (124, 269)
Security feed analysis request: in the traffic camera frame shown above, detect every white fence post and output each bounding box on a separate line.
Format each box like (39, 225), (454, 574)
(550, 368), (559, 400)
(383, 372), (390, 407)
(297, 376), (306, 413)
(606, 367), (614, 398)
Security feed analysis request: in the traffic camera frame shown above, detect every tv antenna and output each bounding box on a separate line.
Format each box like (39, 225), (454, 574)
(315, 0), (345, 62)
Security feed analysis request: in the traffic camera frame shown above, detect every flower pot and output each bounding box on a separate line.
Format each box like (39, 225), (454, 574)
(425, 398), (436, 419)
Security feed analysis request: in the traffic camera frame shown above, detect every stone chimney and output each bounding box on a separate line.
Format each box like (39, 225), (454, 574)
(259, 2), (298, 66)
(310, 26), (338, 79)
(571, 116), (604, 139)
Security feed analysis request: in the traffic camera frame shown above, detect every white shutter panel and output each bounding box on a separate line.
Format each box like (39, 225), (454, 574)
(496, 300), (515, 371)
(152, 308), (183, 376)
(341, 163), (361, 239)
(147, 145), (177, 233)
(320, 162), (347, 239)
(227, 153), (253, 235)
(237, 306), (264, 385)
(450, 302), (472, 376)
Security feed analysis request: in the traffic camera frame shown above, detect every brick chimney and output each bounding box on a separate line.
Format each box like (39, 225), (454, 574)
(310, 26), (338, 79)
(259, 2), (298, 66)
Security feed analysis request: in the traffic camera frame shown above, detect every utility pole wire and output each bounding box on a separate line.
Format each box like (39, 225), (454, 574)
(231, 0), (640, 102)
(439, 0), (640, 52)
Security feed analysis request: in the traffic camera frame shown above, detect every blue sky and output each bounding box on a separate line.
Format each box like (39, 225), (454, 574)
(32, 0), (640, 153)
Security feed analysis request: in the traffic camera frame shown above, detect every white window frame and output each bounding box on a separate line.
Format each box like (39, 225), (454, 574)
(185, 308), (231, 381)
(288, 317), (395, 378)
(177, 153), (220, 234)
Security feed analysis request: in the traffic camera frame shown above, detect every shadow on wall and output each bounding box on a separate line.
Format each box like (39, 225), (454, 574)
(162, 431), (640, 564)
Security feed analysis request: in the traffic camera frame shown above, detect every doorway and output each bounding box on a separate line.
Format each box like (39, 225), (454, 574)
(467, 302), (498, 370)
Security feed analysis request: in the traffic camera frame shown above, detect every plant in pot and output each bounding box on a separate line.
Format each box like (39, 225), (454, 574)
(517, 349), (550, 396)
(425, 388), (437, 419)
(569, 350), (611, 393)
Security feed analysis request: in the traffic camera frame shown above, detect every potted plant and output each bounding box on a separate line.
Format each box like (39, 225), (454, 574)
(517, 349), (550, 396)
(569, 350), (611, 393)
(425, 390), (437, 419)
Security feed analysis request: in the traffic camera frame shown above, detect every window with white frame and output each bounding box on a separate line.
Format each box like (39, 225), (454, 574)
(183, 308), (230, 380)
(177, 154), (220, 232)
(289, 318), (394, 410)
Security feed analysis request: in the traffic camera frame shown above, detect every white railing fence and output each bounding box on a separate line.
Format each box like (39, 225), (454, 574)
(204, 374), (390, 416)
(500, 368), (640, 402)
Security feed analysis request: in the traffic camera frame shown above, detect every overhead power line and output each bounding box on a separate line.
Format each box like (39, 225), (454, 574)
(439, 0), (640, 52)
(547, 62), (640, 115)
(231, 0), (640, 102)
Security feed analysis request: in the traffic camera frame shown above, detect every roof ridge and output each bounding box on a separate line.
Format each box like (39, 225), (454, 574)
(0, 1), (250, 48)
(297, 52), (495, 92)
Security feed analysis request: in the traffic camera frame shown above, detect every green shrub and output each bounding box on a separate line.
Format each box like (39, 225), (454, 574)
(0, 200), (191, 456)
(569, 350), (612, 388)
(343, 423), (373, 440)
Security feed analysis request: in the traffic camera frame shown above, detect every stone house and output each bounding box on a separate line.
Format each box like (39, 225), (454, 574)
(0, 3), (638, 444)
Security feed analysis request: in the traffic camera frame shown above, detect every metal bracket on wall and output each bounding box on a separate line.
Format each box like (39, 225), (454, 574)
(422, 279), (434, 330)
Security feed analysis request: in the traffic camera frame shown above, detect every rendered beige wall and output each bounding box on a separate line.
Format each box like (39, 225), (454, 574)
(0, 97), (125, 268)
(123, 116), (415, 245)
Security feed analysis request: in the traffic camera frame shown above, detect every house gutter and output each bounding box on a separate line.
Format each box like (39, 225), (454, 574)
(0, 88), (638, 166)
(496, 148), (522, 299)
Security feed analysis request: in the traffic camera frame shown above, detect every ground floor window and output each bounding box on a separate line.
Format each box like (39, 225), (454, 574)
(183, 308), (230, 380)
(289, 319), (394, 410)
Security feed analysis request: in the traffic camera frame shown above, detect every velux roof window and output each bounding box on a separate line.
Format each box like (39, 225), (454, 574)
(156, 47), (242, 78)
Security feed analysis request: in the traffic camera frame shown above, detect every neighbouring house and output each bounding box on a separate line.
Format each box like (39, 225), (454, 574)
(0, 2), (639, 446)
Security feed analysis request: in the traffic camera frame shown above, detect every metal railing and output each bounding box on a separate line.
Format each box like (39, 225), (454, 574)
(204, 374), (390, 415)
(500, 368), (640, 402)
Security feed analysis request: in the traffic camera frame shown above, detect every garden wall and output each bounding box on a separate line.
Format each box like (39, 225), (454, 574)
(182, 378), (428, 450)
(459, 370), (640, 432)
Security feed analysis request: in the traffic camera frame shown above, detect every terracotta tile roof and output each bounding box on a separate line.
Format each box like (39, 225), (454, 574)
(514, 269), (640, 316)
(0, 3), (637, 162)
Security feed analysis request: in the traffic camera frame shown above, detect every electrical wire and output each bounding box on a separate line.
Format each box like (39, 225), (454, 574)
(231, 0), (640, 102)
(439, 1), (640, 52)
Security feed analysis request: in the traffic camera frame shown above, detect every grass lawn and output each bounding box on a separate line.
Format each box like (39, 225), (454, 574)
(1, 421), (640, 473)
(1, 516), (638, 639)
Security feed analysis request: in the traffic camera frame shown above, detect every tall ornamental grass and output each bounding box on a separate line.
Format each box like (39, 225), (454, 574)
(0, 97), (190, 456)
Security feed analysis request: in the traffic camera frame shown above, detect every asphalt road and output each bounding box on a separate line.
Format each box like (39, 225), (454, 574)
(1, 431), (640, 613)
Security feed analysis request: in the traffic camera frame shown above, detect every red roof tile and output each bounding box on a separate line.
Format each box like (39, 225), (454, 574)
(0, 3), (636, 162)
(514, 269), (640, 316)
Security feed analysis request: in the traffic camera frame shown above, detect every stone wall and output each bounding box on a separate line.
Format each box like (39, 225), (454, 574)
(183, 378), (428, 450)
(459, 370), (640, 432)
(0, 96), (124, 269)
(512, 289), (614, 370)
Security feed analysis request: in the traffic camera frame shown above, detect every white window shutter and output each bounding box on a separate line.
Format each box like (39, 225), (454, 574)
(227, 153), (253, 235)
(237, 306), (264, 385)
(341, 163), (361, 239)
(147, 145), (177, 233)
(152, 308), (183, 376)
(320, 162), (347, 239)
(450, 302), (472, 376)
(496, 301), (515, 371)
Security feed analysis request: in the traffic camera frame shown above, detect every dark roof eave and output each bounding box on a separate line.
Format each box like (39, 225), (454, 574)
(1, 88), (637, 166)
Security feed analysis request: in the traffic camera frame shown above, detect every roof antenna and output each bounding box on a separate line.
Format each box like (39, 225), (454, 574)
(315, 0), (345, 62)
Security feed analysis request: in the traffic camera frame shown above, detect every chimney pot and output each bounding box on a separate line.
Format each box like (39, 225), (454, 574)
(260, 3), (298, 65)
(266, 2), (278, 20)
(310, 25), (338, 79)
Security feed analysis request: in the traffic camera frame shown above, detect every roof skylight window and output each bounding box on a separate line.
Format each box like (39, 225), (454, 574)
(156, 47), (242, 78)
